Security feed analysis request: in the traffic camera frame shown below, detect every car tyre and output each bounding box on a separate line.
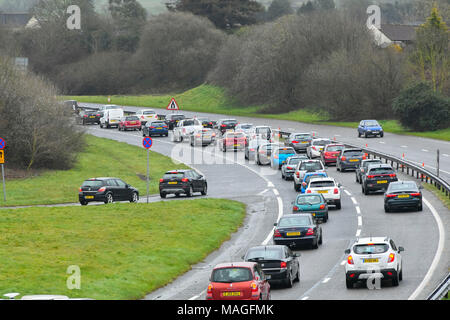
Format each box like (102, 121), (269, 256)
(346, 279), (354, 289)
(80, 200), (88, 206)
(104, 193), (113, 204)
(201, 184), (207, 196)
(160, 192), (166, 199)
(384, 204), (390, 213)
(294, 182), (301, 192)
(392, 271), (400, 287)
(186, 186), (193, 197)
(130, 192), (138, 203)
(285, 273), (293, 288)
(335, 200), (341, 210)
(418, 203), (423, 211)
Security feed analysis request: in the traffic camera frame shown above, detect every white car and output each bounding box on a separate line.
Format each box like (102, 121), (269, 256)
(249, 126), (273, 141)
(235, 123), (254, 136)
(172, 118), (203, 142)
(305, 177), (342, 209)
(307, 138), (332, 158)
(345, 237), (404, 289)
(293, 159), (326, 191)
(135, 109), (158, 127)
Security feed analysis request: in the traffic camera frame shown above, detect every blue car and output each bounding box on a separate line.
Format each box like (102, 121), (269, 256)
(300, 172), (328, 193)
(271, 146), (297, 169)
(358, 120), (384, 138)
(143, 120), (169, 137)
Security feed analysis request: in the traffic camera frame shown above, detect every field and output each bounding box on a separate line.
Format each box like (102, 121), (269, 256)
(0, 199), (246, 299)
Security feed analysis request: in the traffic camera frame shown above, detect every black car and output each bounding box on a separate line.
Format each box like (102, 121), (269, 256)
(159, 170), (207, 198)
(217, 119), (238, 135)
(384, 181), (423, 212)
(165, 114), (186, 130)
(355, 159), (383, 184)
(273, 213), (322, 249)
(79, 110), (101, 125)
(78, 177), (139, 205)
(361, 164), (398, 195)
(243, 245), (300, 288)
(198, 118), (215, 129)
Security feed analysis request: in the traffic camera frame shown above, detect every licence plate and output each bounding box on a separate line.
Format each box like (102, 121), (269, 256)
(286, 232), (301, 236)
(222, 292), (241, 297)
(85, 196), (94, 199)
(168, 182), (177, 185)
(363, 258), (379, 263)
(234, 144), (240, 147)
(377, 180), (388, 184)
(89, 116), (95, 118)
(349, 159), (359, 162)
(110, 120), (117, 123)
(317, 190), (328, 194)
(157, 127), (162, 129)
(398, 194), (410, 198)
(301, 141), (308, 144)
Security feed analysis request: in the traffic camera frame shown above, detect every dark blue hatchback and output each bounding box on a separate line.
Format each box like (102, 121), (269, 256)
(142, 120), (168, 137)
(358, 120), (384, 138)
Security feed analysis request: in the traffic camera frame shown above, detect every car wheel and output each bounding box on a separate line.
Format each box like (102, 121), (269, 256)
(337, 164), (340, 172)
(285, 273), (293, 288)
(281, 171), (285, 180)
(130, 192), (138, 203)
(346, 279), (354, 289)
(364, 186), (369, 195)
(294, 267), (300, 282)
(160, 192), (166, 199)
(201, 184), (207, 196)
(399, 268), (403, 281)
(384, 204), (390, 213)
(380, 132), (384, 138)
(356, 174), (359, 183)
(319, 232), (323, 244)
(312, 238), (319, 249)
(364, 132), (368, 138)
(104, 193), (113, 204)
(358, 131), (361, 138)
(80, 200), (88, 206)
(294, 182), (301, 192)
(418, 203), (423, 211)
(335, 200), (341, 210)
(186, 186), (193, 197)
(392, 271), (400, 287)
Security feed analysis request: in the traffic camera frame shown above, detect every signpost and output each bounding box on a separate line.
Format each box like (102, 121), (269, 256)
(166, 98), (180, 112)
(0, 137), (5, 202)
(142, 137), (153, 203)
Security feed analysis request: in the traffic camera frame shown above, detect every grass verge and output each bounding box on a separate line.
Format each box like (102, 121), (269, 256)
(1, 135), (188, 207)
(423, 183), (450, 209)
(64, 84), (450, 141)
(0, 199), (246, 300)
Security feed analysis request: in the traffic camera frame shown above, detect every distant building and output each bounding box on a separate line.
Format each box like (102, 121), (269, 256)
(369, 24), (418, 48)
(0, 12), (31, 28)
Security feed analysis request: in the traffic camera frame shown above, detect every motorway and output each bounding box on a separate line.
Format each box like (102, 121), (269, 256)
(82, 106), (449, 300)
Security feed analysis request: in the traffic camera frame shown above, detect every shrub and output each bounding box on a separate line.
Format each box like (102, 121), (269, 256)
(392, 82), (450, 131)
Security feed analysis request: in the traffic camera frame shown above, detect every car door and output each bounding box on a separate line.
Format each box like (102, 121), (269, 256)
(254, 265), (268, 299)
(189, 170), (203, 191)
(114, 179), (129, 201)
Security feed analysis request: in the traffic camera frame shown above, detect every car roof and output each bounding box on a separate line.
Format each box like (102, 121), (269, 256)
(367, 164), (392, 169)
(355, 237), (389, 244)
(362, 159), (382, 163)
(213, 262), (256, 269)
(165, 170), (190, 173)
(247, 245), (285, 251)
(291, 132), (311, 135)
(325, 143), (344, 147)
(84, 177), (118, 181)
(280, 213), (313, 219)
(309, 177), (335, 182)
(343, 148), (363, 152)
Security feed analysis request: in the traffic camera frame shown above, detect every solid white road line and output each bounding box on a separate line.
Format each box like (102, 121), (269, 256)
(408, 197), (445, 300)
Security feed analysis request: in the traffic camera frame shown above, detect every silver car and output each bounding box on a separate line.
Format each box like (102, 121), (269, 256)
(285, 132), (313, 153)
(190, 128), (216, 146)
(307, 138), (332, 158)
(255, 143), (278, 165)
(293, 159), (326, 191)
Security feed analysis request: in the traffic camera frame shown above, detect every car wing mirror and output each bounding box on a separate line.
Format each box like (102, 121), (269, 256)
(398, 247), (404, 252)
(344, 249), (351, 254)
(273, 222), (278, 226)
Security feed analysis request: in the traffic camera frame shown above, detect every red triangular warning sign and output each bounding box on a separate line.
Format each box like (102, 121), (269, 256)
(166, 98), (179, 111)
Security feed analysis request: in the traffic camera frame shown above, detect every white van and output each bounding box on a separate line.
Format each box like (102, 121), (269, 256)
(100, 108), (124, 128)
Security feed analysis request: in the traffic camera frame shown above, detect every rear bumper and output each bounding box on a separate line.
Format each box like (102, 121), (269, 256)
(323, 157), (337, 164)
(346, 268), (397, 281)
(79, 193), (106, 202)
(385, 198), (421, 208)
(159, 185), (190, 194)
(263, 269), (288, 282)
(274, 236), (317, 247)
(341, 161), (361, 169)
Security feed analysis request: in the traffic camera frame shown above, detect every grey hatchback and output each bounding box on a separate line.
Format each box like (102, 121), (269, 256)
(336, 148), (366, 172)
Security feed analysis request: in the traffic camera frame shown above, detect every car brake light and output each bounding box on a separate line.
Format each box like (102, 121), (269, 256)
(293, 206), (299, 211)
(319, 204), (325, 210)
(291, 140), (299, 143)
(296, 172), (300, 178)
(98, 187), (106, 192)
(302, 182), (307, 187)
(273, 229), (282, 237)
(306, 189), (311, 193)
(411, 193), (421, 196)
(367, 175), (375, 178)
(159, 178), (164, 183)
(207, 284), (213, 294)
(387, 253), (395, 263)
(251, 282), (258, 292)
(386, 194), (397, 198)
(389, 174), (396, 178)
(221, 124), (226, 127)
(286, 166), (293, 170)
(312, 146), (316, 150)
(341, 156), (346, 161)
(78, 187), (82, 192)
(334, 188), (339, 194)
(306, 228), (314, 236)
(347, 255), (354, 265)
(280, 262), (287, 269)
(83, 115), (88, 118)
(181, 178), (189, 182)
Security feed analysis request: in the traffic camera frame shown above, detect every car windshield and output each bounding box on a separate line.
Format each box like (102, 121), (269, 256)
(240, 125), (253, 129)
(354, 244), (389, 255)
(326, 145), (345, 152)
(170, 115), (185, 120)
(183, 120), (196, 126)
(212, 267), (252, 283)
(368, 167), (394, 175)
(82, 180), (103, 188)
(246, 248), (283, 260)
(309, 180), (335, 188)
(278, 216), (311, 227)
(256, 127), (271, 133)
(304, 174), (326, 183)
(278, 148), (295, 154)
(388, 182), (418, 192)
(163, 173), (184, 179)
(365, 121), (379, 127)
(300, 161), (323, 171)
(313, 140), (331, 146)
(297, 195), (322, 205)
(343, 150), (364, 157)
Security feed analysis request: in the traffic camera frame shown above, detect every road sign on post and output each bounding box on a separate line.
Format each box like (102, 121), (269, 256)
(166, 98), (180, 112)
(142, 137), (153, 203)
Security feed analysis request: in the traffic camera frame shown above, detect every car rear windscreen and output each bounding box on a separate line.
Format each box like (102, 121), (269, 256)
(246, 249), (283, 260)
(223, 120), (237, 124)
(354, 244), (389, 255)
(300, 162), (323, 171)
(278, 216), (311, 227)
(82, 180), (103, 188)
(240, 125), (253, 129)
(368, 167), (394, 175)
(256, 127), (271, 133)
(226, 133), (245, 138)
(309, 180), (335, 188)
(170, 115), (185, 120)
(297, 195), (322, 205)
(126, 116), (139, 121)
(150, 121), (165, 126)
(363, 160), (382, 167)
(326, 145), (344, 151)
(278, 148), (295, 154)
(212, 267), (252, 283)
(388, 182), (418, 192)
(288, 158), (301, 165)
(143, 110), (155, 115)
(163, 173), (184, 179)
(293, 134), (311, 140)
(343, 150), (364, 156)
(313, 140), (331, 146)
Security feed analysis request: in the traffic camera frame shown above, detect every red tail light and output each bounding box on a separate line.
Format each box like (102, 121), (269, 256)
(306, 228), (314, 236)
(83, 115), (88, 118)
(159, 178), (164, 183)
(78, 187), (82, 192)
(411, 193), (421, 196)
(296, 172), (300, 178)
(306, 189), (311, 193)
(181, 178), (189, 182)
(221, 124), (226, 127)
(367, 175), (375, 178)
(280, 262), (287, 269)
(386, 194), (397, 198)
(207, 283), (213, 294)
(347, 255), (354, 265)
(98, 187), (106, 192)
(293, 206), (299, 211)
(389, 174), (396, 178)
(251, 282), (258, 292)
(334, 188), (339, 194)
(341, 156), (346, 161)
(273, 229), (282, 237)
(287, 166), (293, 170)
(291, 140), (299, 143)
(387, 253), (395, 263)
(319, 204), (325, 210)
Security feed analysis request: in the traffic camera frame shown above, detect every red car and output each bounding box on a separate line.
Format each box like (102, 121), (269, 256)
(118, 116), (141, 131)
(206, 262), (271, 300)
(220, 132), (247, 152)
(320, 144), (345, 166)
